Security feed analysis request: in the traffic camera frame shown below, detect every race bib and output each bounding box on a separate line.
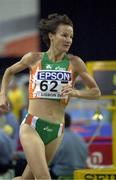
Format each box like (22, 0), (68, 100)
(33, 70), (72, 99)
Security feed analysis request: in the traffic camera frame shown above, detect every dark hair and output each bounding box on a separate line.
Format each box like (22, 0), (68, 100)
(65, 113), (71, 128)
(39, 13), (73, 47)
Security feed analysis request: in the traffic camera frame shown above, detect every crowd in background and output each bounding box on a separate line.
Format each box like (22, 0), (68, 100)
(0, 75), (28, 178)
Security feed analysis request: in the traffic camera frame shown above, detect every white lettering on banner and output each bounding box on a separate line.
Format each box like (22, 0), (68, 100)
(87, 152), (103, 168)
(37, 71), (71, 81)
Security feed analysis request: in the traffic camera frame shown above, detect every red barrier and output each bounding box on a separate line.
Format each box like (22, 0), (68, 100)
(86, 137), (112, 167)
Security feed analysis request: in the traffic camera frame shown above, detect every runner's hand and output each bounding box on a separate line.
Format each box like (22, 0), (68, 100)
(61, 84), (79, 97)
(0, 93), (9, 112)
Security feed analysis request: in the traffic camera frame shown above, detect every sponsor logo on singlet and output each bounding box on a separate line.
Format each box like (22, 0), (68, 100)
(33, 70), (72, 99)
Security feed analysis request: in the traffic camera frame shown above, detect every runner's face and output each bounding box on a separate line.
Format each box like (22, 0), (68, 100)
(50, 24), (73, 53)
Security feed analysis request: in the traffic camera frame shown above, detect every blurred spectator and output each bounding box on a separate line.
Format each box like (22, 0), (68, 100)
(49, 113), (88, 180)
(0, 129), (14, 174)
(8, 78), (26, 122)
(0, 111), (26, 177)
(0, 111), (19, 150)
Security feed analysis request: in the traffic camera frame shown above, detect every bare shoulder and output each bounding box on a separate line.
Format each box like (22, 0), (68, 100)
(68, 54), (86, 73)
(20, 52), (42, 68)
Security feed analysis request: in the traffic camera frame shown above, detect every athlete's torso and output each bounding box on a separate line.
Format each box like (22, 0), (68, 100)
(29, 52), (75, 100)
(28, 52), (76, 123)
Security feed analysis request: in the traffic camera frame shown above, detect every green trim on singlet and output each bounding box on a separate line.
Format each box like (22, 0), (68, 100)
(41, 52), (70, 70)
